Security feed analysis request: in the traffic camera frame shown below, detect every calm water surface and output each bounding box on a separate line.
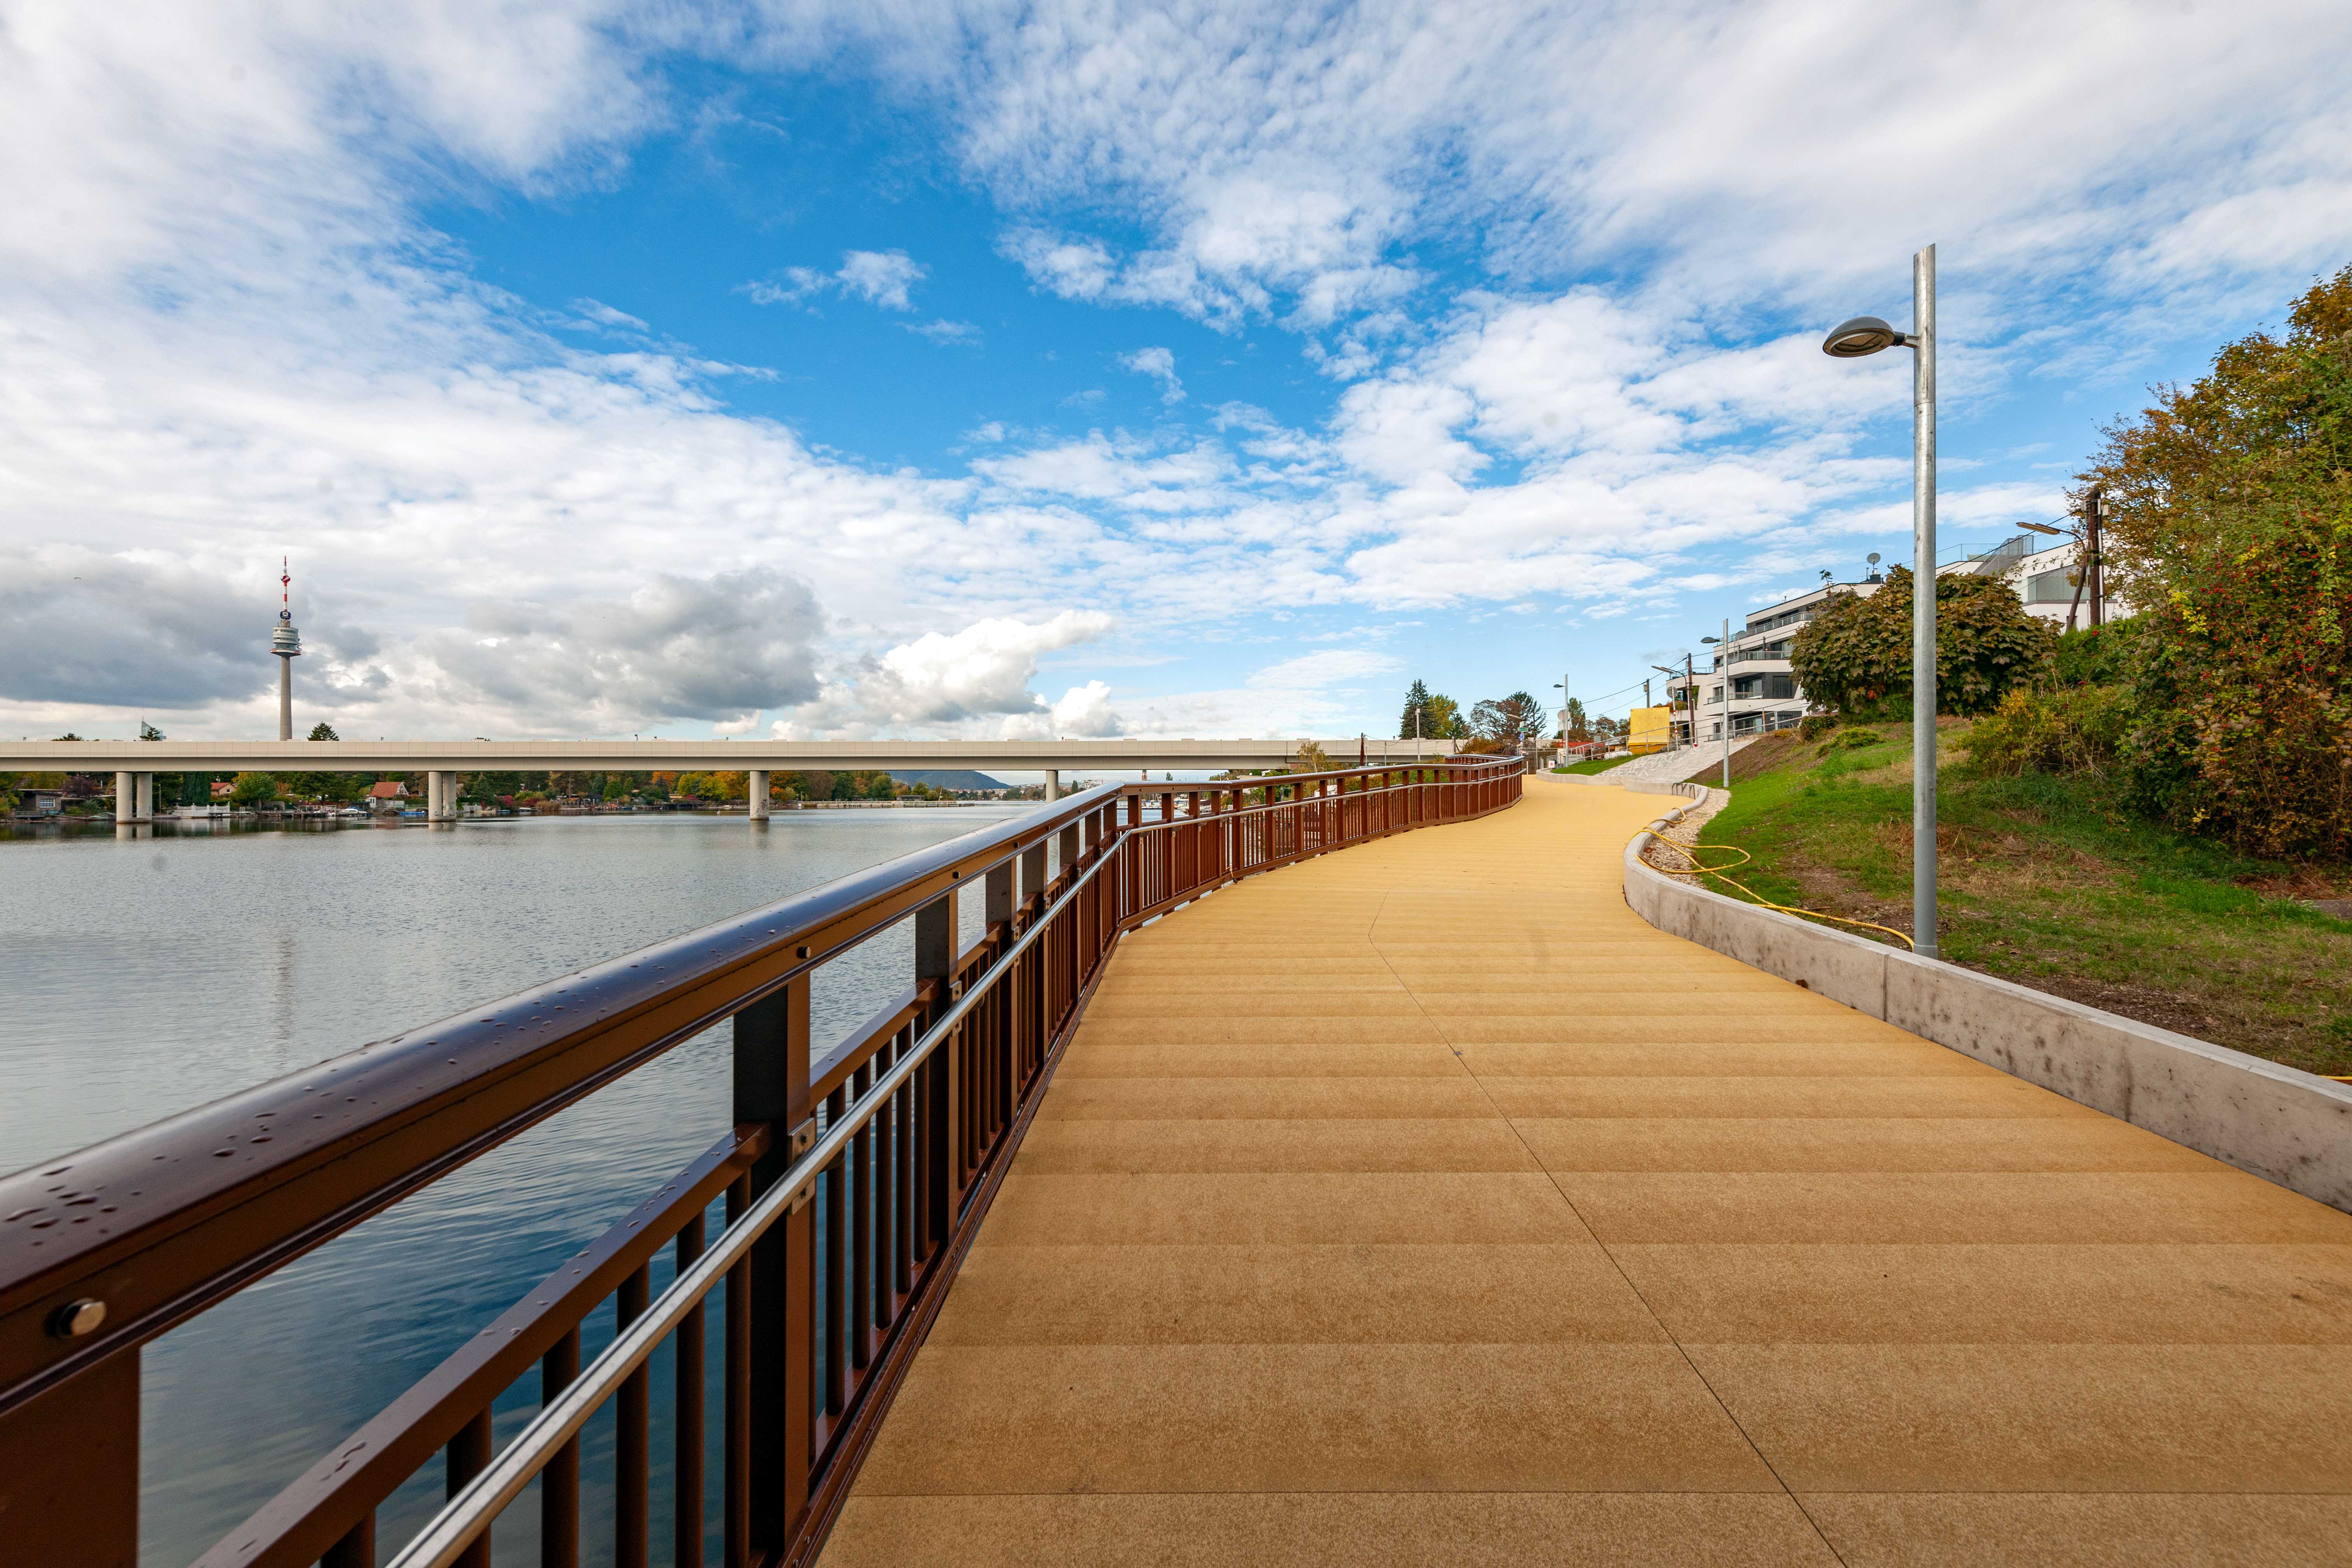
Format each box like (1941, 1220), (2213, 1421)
(0, 809), (1031, 1566)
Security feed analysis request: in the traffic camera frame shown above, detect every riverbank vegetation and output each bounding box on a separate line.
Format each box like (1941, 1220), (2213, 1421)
(1692, 266), (2352, 1072)
(1693, 721), (2352, 1075)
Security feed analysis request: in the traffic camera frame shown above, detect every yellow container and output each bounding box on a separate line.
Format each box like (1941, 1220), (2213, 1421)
(1627, 705), (1671, 754)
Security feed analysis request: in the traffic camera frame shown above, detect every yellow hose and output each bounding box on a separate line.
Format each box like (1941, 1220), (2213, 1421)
(1639, 833), (1918, 950)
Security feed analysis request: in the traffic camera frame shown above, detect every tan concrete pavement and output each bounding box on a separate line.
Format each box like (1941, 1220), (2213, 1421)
(824, 777), (2352, 1566)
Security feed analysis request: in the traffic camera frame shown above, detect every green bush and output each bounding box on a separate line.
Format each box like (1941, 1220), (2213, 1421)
(1963, 687), (2131, 777)
(1797, 713), (1840, 742)
(2052, 619), (2146, 689)
(1789, 566), (2057, 718)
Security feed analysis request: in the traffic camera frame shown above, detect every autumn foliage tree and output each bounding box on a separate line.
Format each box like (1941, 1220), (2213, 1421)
(2082, 263), (2352, 857)
(1788, 567), (2054, 719)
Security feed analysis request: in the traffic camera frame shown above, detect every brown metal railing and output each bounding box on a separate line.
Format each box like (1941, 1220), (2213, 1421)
(0, 756), (1522, 1568)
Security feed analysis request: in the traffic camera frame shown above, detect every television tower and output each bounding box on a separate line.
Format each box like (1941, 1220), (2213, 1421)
(271, 557), (302, 740)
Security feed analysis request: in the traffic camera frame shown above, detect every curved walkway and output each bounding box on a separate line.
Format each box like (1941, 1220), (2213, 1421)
(824, 777), (2352, 1565)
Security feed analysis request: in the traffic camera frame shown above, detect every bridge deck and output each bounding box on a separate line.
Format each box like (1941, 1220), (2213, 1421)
(824, 779), (2352, 1565)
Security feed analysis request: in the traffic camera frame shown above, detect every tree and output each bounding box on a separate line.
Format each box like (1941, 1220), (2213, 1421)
(1292, 740), (1335, 773)
(1398, 680), (1434, 739)
(2081, 262), (2352, 856)
(1470, 691), (1550, 757)
(308, 722), (340, 741)
(1788, 567), (2055, 719)
(229, 771), (280, 807)
(136, 720), (190, 807)
(1561, 697), (1589, 743)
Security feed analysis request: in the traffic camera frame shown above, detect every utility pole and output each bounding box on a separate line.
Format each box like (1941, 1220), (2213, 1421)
(2065, 483), (2102, 633)
(2088, 486), (2105, 629)
(1720, 617), (1732, 789)
(1683, 654), (1695, 749)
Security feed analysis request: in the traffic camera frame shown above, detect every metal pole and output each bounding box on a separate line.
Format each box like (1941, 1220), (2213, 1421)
(1912, 243), (1939, 960)
(2088, 487), (2104, 629)
(1719, 618), (1731, 789)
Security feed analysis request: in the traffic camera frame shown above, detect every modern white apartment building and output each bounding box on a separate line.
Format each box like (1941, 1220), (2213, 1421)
(1661, 535), (2095, 743)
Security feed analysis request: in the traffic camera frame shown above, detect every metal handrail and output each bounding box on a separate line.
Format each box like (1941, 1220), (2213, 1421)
(385, 836), (1124, 1568)
(0, 779), (1133, 1416)
(0, 752), (1523, 1566)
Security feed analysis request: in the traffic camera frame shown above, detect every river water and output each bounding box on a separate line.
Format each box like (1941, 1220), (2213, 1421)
(0, 808), (1032, 1566)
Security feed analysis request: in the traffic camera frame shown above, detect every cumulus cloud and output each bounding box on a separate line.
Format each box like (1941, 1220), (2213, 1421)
(0, 548), (280, 709)
(426, 569), (825, 729)
(852, 611), (1115, 731)
(7, 1), (2345, 746)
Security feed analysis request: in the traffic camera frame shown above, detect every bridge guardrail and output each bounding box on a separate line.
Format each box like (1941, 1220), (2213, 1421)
(0, 754), (1522, 1568)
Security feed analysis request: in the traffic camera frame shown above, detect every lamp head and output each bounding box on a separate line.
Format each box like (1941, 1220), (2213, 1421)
(1700, 635), (1720, 644)
(2014, 519), (2065, 536)
(1822, 315), (1904, 357)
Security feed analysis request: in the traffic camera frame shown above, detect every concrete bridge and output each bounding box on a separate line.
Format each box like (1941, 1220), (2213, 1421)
(4, 762), (2345, 1566)
(0, 735), (1458, 822)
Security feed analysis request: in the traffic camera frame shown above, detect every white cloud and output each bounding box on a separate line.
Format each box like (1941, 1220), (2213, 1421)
(6, 0), (2343, 747)
(909, 318), (983, 346)
(1246, 649), (1400, 690)
(1117, 346), (1184, 403)
(835, 249), (926, 311)
(745, 249), (928, 312)
(852, 611), (1115, 730)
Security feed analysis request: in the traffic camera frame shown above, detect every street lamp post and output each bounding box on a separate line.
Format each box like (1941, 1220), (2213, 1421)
(1823, 243), (1941, 959)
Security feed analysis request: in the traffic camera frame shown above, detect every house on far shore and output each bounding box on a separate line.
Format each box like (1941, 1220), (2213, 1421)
(367, 780), (410, 812)
(211, 780), (235, 799)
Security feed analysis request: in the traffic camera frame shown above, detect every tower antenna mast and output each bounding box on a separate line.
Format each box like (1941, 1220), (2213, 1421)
(270, 556), (303, 741)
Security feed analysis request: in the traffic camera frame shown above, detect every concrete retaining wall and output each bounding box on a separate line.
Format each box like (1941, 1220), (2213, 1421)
(1619, 782), (2352, 1213)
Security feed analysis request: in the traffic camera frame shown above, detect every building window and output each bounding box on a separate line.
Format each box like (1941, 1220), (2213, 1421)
(2025, 567), (2077, 604)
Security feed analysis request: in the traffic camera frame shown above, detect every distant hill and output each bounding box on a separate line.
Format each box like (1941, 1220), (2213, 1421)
(887, 769), (1010, 792)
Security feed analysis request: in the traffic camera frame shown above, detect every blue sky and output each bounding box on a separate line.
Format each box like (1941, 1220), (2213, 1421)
(3, 1), (2347, 745)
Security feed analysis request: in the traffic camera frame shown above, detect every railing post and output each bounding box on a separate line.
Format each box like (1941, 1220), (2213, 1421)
(0, 1350), (139, 1568)
(1021, 840), (1049, 912)
(732, 975), (813, 1557)
(985, 859), (1015, 937)
(916, 890), (958, 1242)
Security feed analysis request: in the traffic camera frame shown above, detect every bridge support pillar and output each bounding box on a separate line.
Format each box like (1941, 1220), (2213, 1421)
(427, 770), (455, 824)
(110, 771), (156, 824)
(1043, 768), (1060, 802)
(115, 771), (155, 825)
(747, 770), (770, 821)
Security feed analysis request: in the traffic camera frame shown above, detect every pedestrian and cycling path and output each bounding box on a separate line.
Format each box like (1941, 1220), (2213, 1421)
(822, 775), (2352, 1565)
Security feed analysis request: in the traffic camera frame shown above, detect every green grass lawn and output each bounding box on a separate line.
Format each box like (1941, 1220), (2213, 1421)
(1553, 754), (1634, 776)
(1691, 722), (2352, 1076)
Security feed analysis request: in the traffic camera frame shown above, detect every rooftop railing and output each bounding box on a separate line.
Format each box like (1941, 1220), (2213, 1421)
(0, 755), (1522, 1568)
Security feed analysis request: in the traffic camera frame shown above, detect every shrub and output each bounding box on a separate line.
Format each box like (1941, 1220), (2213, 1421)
(1963, 687), (2130, 778)
(2052, 619), (2146, 690)
(1789, 566), (2056, 718)
(1797, 713), (1841, 742)
(2082, 263), (2352, 858)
